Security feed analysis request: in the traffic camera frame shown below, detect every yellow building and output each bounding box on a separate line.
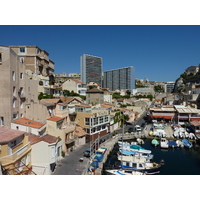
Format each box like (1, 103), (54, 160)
(0, 127), (34, 175)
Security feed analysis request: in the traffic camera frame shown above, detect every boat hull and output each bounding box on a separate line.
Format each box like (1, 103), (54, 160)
(119, 164), (161, 175)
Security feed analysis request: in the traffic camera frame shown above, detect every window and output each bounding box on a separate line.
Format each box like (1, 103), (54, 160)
(13, 113), (18, 120)
(13, 86), (16, 97)
(51, 146), (55, 158)
(20, 73), (23, 79)
(85, 118), (90, 126)
(0, 53), (2, 64)
(11, 140), (17, 148)
(20, 100), (23, 108)
(12, 71), (15, 81)
(0, 117), (4, 126)
(19, 47), (25, 53)
(20, 57), (24, 63)
(13, 99), (16, 108)
(94, 118), (98, 125)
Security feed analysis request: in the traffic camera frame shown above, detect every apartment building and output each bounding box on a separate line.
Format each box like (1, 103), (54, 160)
(74, 105), (110, 142)
(62, 78), (87, 96)
(0, 127), (33, 175)
(0, 45), (39, 128)
(10, 45), (55, 95)
(80, 54), (102, 86)
(103, 66), (135, 93)
(165, 81), (175, 93)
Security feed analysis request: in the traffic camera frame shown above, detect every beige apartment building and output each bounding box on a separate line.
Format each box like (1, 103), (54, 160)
(0, 45), (39, 128)
(0, 45), (57, 128)
(10, 45), (56, 95)
(74, 104), (110, 142)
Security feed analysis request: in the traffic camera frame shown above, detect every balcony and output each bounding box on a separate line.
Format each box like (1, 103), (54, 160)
(19, 93), (26, 98)
(0, 143), (31, 166)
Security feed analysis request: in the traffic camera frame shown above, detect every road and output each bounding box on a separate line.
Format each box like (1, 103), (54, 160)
(53, 143), (90, 175)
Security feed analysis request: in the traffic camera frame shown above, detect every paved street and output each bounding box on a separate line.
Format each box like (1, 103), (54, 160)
(53, 143), (90, 175)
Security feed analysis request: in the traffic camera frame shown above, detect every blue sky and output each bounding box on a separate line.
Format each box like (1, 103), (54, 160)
(1, 25), (200, 82)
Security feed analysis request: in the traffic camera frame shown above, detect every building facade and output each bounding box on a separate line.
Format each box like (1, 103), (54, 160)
(62, 78), (87, 96)
(0, 127), (33, 175)
(103, 66), (135, 92)
(0, 45), (39, 128)
(80, 54), (102, 86)
(165, 81), (175, 93)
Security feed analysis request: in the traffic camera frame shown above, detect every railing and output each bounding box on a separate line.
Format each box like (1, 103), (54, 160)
(0, 143), (31, 165)
(19, 93), (26, 98)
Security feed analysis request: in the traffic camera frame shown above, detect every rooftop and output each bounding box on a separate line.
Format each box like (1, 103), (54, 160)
(12, 118), (45, 129)
(27, 133), (58, 145)
(0, 127), (25, 143)
(47, 116), (65, 122)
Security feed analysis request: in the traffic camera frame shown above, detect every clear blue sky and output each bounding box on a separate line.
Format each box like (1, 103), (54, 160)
(1, 25), (200, 82)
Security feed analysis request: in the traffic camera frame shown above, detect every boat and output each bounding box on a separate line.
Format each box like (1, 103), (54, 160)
(151, 138), (159, 147)
(121, 144), (145, 152)
(106, 169), (146, 175)
(189, 132), (196, 140)
(160, 138), (169, 149)
(136, 138), (144, 144)
(182, 139), (193, 148)
(168, 140), (178, 148)
(119, 149), (153, 160)
(117, 155), (161, 175)
(176, 140), (184, 147)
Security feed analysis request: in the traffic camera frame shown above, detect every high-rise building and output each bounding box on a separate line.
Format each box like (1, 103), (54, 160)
(103, 66), (135, 92)
(80, 54), (102, 86)
(165, 81), (175, 93)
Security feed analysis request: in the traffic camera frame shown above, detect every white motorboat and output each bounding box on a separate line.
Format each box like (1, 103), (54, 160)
(117, 155), (161, 175)
(160, 138), (169, 148)
(119, 149), (154, 160)
(106, 169), (146, 175)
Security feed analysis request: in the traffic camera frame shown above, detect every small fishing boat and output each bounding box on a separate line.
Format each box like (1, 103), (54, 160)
(151, 138), (159, 147)
(106, 169), (146, 175)
(182, 139), (193, 148)
(160, 138), (169, 149)
(168, 140), (178, 148)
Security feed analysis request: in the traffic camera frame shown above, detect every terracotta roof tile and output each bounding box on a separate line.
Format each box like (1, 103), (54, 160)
(0, 127), (25, 143)
(69, 79), (84, 84)
(47, 116), (65, 122)
(76, 104), (91, 108)
(40, 99), (61, 104)
(27, 133), (58, 145)
(12, 118), (45, 129)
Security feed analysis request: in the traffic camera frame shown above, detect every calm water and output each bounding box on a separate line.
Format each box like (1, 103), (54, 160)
(104, 139), (200, 175)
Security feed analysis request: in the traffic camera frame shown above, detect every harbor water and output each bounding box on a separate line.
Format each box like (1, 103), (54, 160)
(104, 138), (200, 175)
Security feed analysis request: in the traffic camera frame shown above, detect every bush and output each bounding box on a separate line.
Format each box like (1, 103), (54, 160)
(61, 151), (65, 157)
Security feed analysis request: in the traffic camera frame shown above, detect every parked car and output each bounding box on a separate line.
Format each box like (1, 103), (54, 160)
(134, 125), (141, 132)
(83, 148), (93, 157)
